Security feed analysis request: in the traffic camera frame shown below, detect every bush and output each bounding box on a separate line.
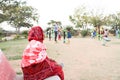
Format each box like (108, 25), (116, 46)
(109, 29), (115, 36)
(80, 30), (88, 37)
(21, 30), (28, 38)
(14, 35), (21, 40)
(72, 30), (79, 36)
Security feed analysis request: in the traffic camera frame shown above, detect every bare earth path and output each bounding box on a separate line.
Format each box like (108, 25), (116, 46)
(45, 37), (120, 80)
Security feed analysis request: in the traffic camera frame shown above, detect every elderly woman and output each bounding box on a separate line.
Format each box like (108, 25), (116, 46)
(21, 26), (64, 80)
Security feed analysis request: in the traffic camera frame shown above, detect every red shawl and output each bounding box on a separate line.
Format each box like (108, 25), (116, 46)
(21, 40), (47, 67)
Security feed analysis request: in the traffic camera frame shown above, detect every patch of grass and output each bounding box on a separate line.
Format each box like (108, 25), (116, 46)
(1, 47), (7, 51)
(8, 55), (22, 60)
(0, 39), (28, 60)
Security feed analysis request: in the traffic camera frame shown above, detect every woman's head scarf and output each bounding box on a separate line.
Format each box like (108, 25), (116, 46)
(21, 26), (47, 67)
(28, 26), (44, 43)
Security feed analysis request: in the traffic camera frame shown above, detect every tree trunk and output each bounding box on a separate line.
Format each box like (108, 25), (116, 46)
(16, 27), (20, 34)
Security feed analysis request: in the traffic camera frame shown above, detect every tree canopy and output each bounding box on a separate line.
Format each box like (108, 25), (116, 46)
(69, 6), (120, 30)
(0, 0), (39, 33)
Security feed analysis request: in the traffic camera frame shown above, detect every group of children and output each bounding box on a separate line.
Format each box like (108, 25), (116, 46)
(47, 27), (72, 44)
(91, 27), (111, 46)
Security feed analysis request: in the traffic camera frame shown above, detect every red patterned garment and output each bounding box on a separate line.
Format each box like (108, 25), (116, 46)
(21, 40), (47, 67)
(21, 26), (64, 80)
(0, 50), (16, 80)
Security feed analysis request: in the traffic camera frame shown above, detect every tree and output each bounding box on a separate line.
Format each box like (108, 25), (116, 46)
(0, 13), (6, 23)
(47, 20), (62, 27)
(111, 13), (120, 29)
(0, 0), (39, 34)
(105, 13), (120, 35)
(47, 20), (56, 27)
(69, 6), (89, 29)
(9, 4), (39, 34)
(0, 27), (3, 36)
(0, 0), (14, 23)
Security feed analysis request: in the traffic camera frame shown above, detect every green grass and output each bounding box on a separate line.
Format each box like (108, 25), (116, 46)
(8, 55), (22, 60)
(0, 39), (28, 60)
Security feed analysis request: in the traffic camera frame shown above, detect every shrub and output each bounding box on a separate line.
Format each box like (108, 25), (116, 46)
(80, 30), (88, 37)
(14, 35), (21, 40)
(71, 30), (79, 36)
(109, 29), (115, 36)
(21, 30), (28, 38)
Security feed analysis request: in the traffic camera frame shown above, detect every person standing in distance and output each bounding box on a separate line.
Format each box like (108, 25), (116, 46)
(54, 23), (58, 42)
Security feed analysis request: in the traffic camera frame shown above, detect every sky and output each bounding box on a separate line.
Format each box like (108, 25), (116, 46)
(26, 0), (120, 30)
(1, 0), (120, 31)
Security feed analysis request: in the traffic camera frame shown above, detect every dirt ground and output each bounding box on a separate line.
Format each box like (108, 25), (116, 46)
(10, 37), (120, 80)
